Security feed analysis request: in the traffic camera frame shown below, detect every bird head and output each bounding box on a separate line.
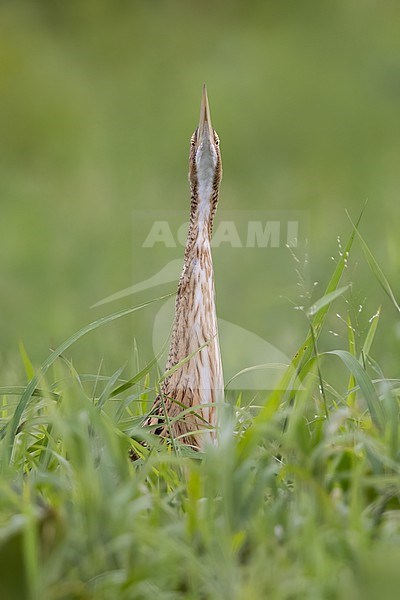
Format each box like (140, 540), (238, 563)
(189, 84), (222, 199)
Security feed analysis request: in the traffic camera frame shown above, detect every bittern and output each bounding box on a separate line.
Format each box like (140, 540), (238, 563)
(146, 85), (224, 450)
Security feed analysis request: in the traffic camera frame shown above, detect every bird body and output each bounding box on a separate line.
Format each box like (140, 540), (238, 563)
(147, 85), (224, 450)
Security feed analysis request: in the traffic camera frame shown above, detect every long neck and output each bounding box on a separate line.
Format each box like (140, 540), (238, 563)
(185, 173), (220, 254)
(166, 179), (221, 370)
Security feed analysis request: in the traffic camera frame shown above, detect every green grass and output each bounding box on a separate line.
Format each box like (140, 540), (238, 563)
(1, 227), (400, 600)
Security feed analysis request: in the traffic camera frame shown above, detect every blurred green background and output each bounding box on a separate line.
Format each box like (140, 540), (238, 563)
(1, 0), (400, 384)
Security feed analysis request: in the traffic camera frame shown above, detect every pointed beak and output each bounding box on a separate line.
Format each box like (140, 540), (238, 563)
(197, 84), (214, 147)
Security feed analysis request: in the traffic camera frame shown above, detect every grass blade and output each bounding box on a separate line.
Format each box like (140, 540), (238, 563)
(1, 293), (173, 461)
(111, 340), (169, 398)
(18, 342), (35, 381)
(324, 349), (385, 431)
(361, 307), (381, 360)
(307, 285), (350, 318)
(346, 312), (357, 406)
(347, 211), (400, 313)
(97, 366), (126, 409)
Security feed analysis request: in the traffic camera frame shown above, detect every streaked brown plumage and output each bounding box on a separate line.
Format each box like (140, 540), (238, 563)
(146, 85), (224, 450)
